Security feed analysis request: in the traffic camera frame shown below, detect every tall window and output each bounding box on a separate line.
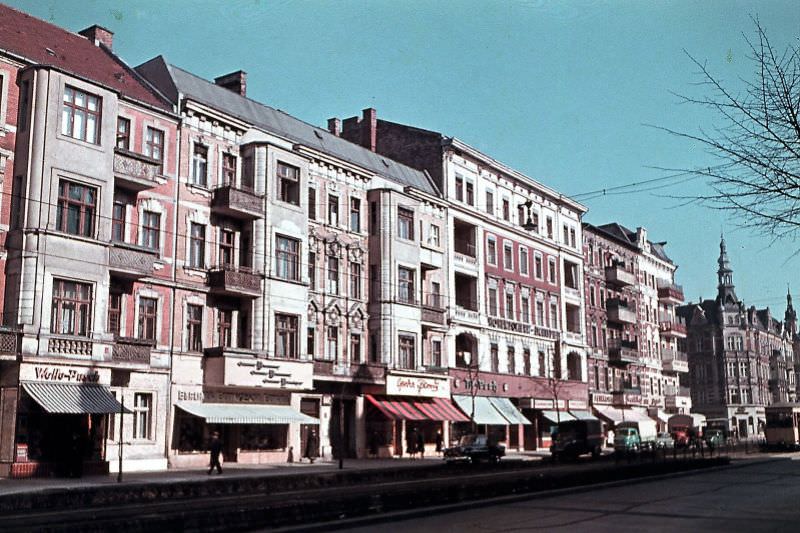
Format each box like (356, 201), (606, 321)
(430, 281), (441, 308)
(466, 181), (474, 205)
(523, 349), (531, 375)
(222, 153), (237, 185)
(191, 144), (208, 186)
(275, 236), (300, 280)
(61, 86), (100, 144)
(428, 224), (440, 247)
(487, 237), (497, 265)
(455, 176), (464, 202)
(503, 243), (513, 270)
(507, 347), (516, 374)
(277, 162), (300, 205)
(108, 293), (122, 337)
(536, 299), (545, 326)
(242, 155), (254, 189)
(308, 188), (316, 220)
(219, 309), (233, 347)
(144, 127), (164, 171)
(399, 334), (415, 369)
(187, 304), (203, 351)
(521, 295), (530, 323)
(505, 293), (515, 319)
(350, 334), (361, 363)
(112, 202), (125, 242)
(307, 328), (315, 358)
(116, 117), (130, 150)
(350, 262), (361, 299)
(398, 267), (415, 303)
(275, 314), (298, 358)
(56, 180), (96, 237)
(550, 300), (559, 329)
(548, 258), (557, 283)
(488, 287), (498, 316)
(189, 223), (205, 268)
(350, 197), (361, 232)
(491, 343), (499, 372)
(520, 248), (529, 275)
(219, 229), (235, 266)
(398, 207), (414, 240)
(546, 217), (553, 239)
(326, 327), (339, 361)
(328, 194), (339, 225)
(50, 279), (92, 336)
(328, 256), (339, 294)
(538, 351), (546, 377)
(141, 211), (160, 250)
(308, 252), (316, 288)
(137, 297), (158, 341)
(486, 190), (494, 214)
(535, 254), (543, 279)
(502, 199), (510, 221)
(133, 393), (152, 440)
(432, 339), (442, 367)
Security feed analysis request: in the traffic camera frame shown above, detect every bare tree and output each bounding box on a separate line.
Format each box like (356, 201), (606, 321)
(658, 19), (800, 242)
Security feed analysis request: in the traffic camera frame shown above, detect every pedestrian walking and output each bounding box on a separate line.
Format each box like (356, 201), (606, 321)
(406, 428), (417, 459)
(417, 429), (425, 459)
(208, 431), (223, 475)
(305, 428), (319, 463)
(435, 429), (444, 456)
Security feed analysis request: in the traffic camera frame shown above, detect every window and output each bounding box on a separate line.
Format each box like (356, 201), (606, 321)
(488, 287), (498, 316)
(564, 260), (579, 289)
(428, 224), (440, 247)
(328, 256), (339, 294)
(432, 340), (442, 367)
(491, 344), (499, 372)
(534, 254), (543, 279)
(308, 188), (317, 220)
(429, 281), (442, 308)
(570, 228), (577, 248)
(455, 176), (464, 202)
(242, 155), (254, 189)
(277, 162), (300, 205)
(486, 190), (494, 214)
(61, 86), (100, 144)
(144, 127), (164, 171)
(307, 328), (315, 357)
(50, 279), (92, 336)
(548, 258), (557, 283)
(137, 297), (158, 341)
(219, 229), (235, 266)
(507, 347), (516, 374)
(326, 327), (339, 361)
(350, 334), (361, 363)
(187, 304), (203, 351)
(191, 144), (208, 186)
(185, 223), (205, 268)
(112, 202), (125, 242)
(275, 236), (300, 281)
(550, 300), (559, 329)
(56, 180), (96, 237)
(350, 197), (361, 232)
(505, 293), (514, 319)
(538, 351), (546, 377)
(502, 199), (510, 221)
(518, 204), (526, 226)
(399, 334), (415, 369)
(466, 181), (474, 206)
(108, 293), (121, 337)
(398, 207), (414, 240)
(487, 237), (497, 265)
(350, 262), (361, 299)
(536, 299), (545, 326)
(308, 252), (316, 288)
(116, 117), (130, 150)
(503, 243), (513, 270)
(141, 211), (160, 250)
(563, 225), (570, 245)
(275, 314), (299, 359)
(222, 153), (237, 185)
(523, 349), (531, 375)
(520, 248), (529, 275)
(328, 194), (339, 225)
(546, 217), (553, 239)
(133, 393), (152, 440)
(398, 267), (415, 303)
(521, 295), (530, 323)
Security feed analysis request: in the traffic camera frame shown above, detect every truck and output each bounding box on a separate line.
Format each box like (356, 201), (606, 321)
(668, 414), (706, 448)
(550, 419), (605, 460)
(614, 420), (658, 452)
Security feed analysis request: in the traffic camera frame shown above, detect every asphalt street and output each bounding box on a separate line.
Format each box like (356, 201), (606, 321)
(339, 457), (800, 533)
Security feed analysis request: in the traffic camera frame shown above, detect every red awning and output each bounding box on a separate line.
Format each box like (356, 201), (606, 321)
(414, 397), (471, 422)
(365, 394), (427, 420)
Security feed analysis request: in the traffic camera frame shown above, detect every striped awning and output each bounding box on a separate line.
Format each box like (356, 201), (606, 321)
(177, 402), (319, 424)
(365, 395), (427, 420)
(594, 405), (652, 424)
(22, 381), (130, 414)
(541, 410), (576, 423)
(569, 410), (599, 421)
(489, 397), (532, 425)
(413, 397), (471, 422)
(453, 395), (509, 426)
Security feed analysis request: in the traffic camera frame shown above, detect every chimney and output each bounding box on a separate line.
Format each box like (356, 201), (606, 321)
(79, 25), (114, 50)
(214, 70), (247, 97)
(327, 118), (341, 136)
(361, 108), (377, 152)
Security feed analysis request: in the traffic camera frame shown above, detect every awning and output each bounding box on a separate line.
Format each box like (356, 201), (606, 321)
(365, 394), (426, 420)
(453, 395), (509, 425)
(569, 410), (599, 421)
(489, 397), (532, 425)
(22, 381), (130, 414)
(541, 410), (576, 423)
(594, 405), (652, 424)
(177, 402), (318, 424)
(413, 397), (471, 422)
(652, 410), (670, 424)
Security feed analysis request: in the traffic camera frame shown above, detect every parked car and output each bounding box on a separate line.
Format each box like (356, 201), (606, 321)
(550, 419), (605, 460)
(704, 428), (724, 449)
(655, 432), (675, 449)
(443, 434), (505, 463)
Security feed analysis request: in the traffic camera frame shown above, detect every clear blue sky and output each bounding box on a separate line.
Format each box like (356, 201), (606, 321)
(8, 0), (800, 312)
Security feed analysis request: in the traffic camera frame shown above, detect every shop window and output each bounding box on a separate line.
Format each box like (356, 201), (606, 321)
(51, 279), (92, 336)
(133, 393), (153, 440)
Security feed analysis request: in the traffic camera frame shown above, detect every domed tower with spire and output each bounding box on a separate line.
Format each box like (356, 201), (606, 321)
(716, 234), (741, 326)
(786, 286), (797, 336)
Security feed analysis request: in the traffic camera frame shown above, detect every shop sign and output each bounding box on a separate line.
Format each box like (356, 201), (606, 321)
(453, 377), (498, 394)
(176, 388), (290, 405)
(222, 358), (313, 390)
(569, 400), (588, 410)
(591, 393), (613, 405)
(532, 399), (564, 409)
(20, 364), (108, 384)
(386, 373), (450, 398)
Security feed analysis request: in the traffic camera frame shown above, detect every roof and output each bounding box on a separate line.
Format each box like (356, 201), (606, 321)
(137, 57), (437, 195)
(591, 222), (675, 263)
(0, 4), (170, 110)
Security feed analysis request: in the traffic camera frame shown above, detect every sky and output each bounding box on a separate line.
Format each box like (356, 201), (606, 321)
(7, 0), (800, 313)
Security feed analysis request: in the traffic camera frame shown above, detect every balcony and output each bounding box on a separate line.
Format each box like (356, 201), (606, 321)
(113, 149), (162, 191)
(313, 360), (386, 382)
(606, 298), (636, 324)
(204, 346), (263, 358)
(604, 264), (635, 288)
(487, 316), (531, 334)
(608, 338), (638, 365)
(662, 348), (689, 373)
(421, 296), (446, 325)
(207, 266), (262, 298)
(112, 337), (153, 364)
(48, 335), (92, 356)
(665, 386), (692, 410)
(453, 306), (480, 323)
(658, 282), (685, 304)
(0, 327), (20, 361)
(659, 319), (687, 338)
(108, 242), (158, 279)
(211, 185), (265, 220)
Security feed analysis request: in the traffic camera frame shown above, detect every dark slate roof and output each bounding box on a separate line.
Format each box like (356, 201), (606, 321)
(593, 222), (675, 263)
(137, 57), (437, 196)
(0, 4), (170, 110)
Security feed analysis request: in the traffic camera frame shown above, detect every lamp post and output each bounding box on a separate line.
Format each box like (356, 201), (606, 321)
(117, 397), (124, 483)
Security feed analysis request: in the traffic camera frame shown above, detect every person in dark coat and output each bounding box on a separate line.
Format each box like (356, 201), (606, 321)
(435, 429), (444, 455)
(417, 429), (425, 459)
(369, 431), (380, 458)
(208, 431), (223, 475)
(407, 428), (418, 459)
(305, 429), (319, 463)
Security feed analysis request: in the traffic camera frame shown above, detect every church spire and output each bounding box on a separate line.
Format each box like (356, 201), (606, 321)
(786, 285), (797, 334)
(717, 233), (738, 306)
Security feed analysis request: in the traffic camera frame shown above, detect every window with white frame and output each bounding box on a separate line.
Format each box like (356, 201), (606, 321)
(398, 207), (414, 240)
(137, 297), (158, 341)
(503, 242), (513, 270)
(61, 86), (101, 144)
(277, 162), (300, 205)
(398, 266), (415, 303)
(487, 236), (497, 265)
(133, 392), (153, 440)
(326, 326), (339, 361)
(328, 194), (339, 225)
(521, 295), (530, 323)
(505, 292), (515, 319)
(275, 313), (299, 359)
(428, 224), (440, 247)
(488, 287), (498, 316)
(51, 279), (92, 336)
(275, 235), (300, 281)
(189, 223), (205, 268)
(191, 143), (208, 186)
(144, 127), (164, 172)
(519, 248), (529, 275)
(398, 334), (416, 369)
(534, 253), (543, 279)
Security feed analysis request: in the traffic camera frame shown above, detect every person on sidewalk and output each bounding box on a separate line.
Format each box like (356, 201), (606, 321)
(305, 429), (319, 463)
(417, 429), (425, 459)
(435, 429), (444, 456)
(407, 428), (418, 459)
(208, 431), (223, 475)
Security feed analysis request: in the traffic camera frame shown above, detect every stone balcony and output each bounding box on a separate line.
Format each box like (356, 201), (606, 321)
(421, 300), (446, 326)
(487, 316), (531, 334)
(606, 298), (636, 324)
(659, 320), (687, 338)
(313, 360), (386, 383)
(113, 149), (163, 191)
(662, 349), (689, 373)
(604, 264), (636, 287)
(108, 241), (158, 279)
(608, 338), (638, 365)
(657, 282), (685, 304)
(207, 266), (263, 298)
(453, 306), (480, 324)
(112, 337), (154, 364)
(211, 185), (265, 220)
